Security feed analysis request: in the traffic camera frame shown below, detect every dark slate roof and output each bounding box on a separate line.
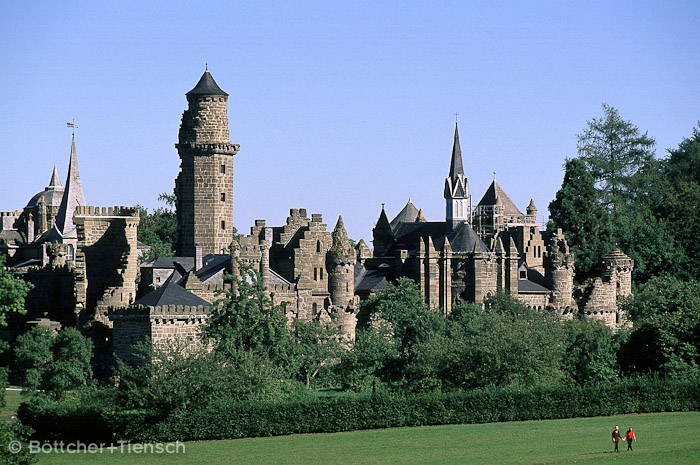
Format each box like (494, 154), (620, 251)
(449, 222), (490, 253)
(391, 221), (488, 254)
(0, 230), (23, 244)
(449, 122), (464, 182)
(269, 269), (292, 285)
(354, 263), (390, 292)
(518, 279), (550, 293)
(195, 254), (230, 282)
(390, 200), (419, 231)
(186, 70), (228, 96)
(477, 180), (523, 216)
(141, 256), (195, 272)
(133, 275), (210, 307)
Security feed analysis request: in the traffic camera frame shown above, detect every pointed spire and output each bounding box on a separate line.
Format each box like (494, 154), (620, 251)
(330, 216), (353, 260)
(48, 164), (62, 188)
(375, 204), (391, 233)
(54, 135), (86, 237)
(416, 209), (426, 222)
(449, 122), (464, 182)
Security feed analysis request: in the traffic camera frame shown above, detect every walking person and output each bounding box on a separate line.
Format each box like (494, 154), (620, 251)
(612, 425), (621, 452)
(625, 427), (636, 451)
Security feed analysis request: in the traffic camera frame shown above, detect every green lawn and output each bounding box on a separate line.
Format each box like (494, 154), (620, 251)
(1, 388), (25, 421)
(23, 411), (698, 465)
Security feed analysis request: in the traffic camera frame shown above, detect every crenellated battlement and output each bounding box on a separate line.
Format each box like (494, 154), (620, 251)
(0, 210), (22, 217)
(109, 304), (211, 320)
(74, 206), (140, 218)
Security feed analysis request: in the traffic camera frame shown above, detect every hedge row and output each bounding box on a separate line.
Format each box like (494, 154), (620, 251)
(19, 377), (700, 443)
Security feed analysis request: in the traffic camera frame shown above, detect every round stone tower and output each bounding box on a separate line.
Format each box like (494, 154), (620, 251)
(601, 248), (634, 299)
(545, 230), (575, 314)
(175, 67), (240, 258)
(327, 216), (355, 307)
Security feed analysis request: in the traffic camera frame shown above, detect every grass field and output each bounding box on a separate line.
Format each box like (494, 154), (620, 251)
(1, 388), (24, 421)
(17, 411), (698, 465)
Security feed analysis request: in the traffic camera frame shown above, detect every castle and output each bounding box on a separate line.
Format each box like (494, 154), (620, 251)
(0, 69), (633, 366)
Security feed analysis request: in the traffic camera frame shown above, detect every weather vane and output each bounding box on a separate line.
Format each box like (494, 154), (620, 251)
(66, 119), (78, 137)
(454, 112), (459, 123)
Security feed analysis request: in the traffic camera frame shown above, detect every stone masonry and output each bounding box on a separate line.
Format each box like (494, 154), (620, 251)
(175, 70), (239, 258)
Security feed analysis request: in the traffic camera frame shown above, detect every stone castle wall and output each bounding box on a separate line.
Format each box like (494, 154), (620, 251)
(73, 206), (140, 323)
(109, 304), (209, 365)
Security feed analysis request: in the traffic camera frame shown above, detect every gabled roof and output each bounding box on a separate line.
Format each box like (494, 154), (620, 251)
(390, 200), (419, 231)
(195, 254), (230, 282)
(141, 256), (195, 272)
(477, 180), (523, 217)
(133, 275), (210, 307)
(186, 70), (228, 97)
(269, 269), (292, 285)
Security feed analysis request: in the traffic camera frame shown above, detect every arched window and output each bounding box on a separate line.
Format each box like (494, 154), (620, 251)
(316, 240), (322, 253)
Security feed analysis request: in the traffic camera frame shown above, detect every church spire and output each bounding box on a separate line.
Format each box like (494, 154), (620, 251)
(54, 134), (86, 237)
(448, 122), (464, 183)
(444, 122), (471, 230)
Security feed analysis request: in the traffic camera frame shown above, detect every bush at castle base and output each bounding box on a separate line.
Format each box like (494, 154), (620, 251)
(18, 377), (700, 443)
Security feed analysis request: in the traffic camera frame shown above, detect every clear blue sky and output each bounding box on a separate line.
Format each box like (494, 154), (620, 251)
(2, 1), (698, 243)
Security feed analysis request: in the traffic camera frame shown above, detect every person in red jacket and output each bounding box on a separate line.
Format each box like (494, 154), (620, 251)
(612, 425), (621, 452)
(625, 427), (636, 451)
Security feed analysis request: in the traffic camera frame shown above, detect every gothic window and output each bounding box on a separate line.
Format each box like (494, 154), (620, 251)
(312, 302), (318, 316)
(320, 268), (324, 280)
(314, 268), (318, 280)
(316, 240), (322, 252)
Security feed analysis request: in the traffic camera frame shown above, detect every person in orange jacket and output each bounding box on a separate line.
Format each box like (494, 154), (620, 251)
(625, 427), (636, 451)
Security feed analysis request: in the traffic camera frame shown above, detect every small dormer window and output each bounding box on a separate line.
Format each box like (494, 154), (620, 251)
(520, 270), (527, 279)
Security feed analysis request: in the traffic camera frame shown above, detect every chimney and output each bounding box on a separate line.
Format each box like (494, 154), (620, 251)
(27, 213), (35, 243)
(195, 245), (203, 270)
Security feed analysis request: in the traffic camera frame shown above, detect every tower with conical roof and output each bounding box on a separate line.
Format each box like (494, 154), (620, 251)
(372, 205), (393, 257)
(444, 123), (471, 231)
(175, 67), (240, 257)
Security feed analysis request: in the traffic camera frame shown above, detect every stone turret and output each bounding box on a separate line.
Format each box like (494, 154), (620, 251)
(175, 67), (240, 257)
(545, 229), (574, 312)
(444, 122), (471, 230)
(327, 216), (355, 307)
(601, 248), (634, 300)
(526, 199), (537, 223)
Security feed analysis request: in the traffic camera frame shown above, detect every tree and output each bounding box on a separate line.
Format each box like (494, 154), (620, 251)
(115, 340), (285, 414)
(203, 267), (293, 370)
(290, 319), (343, 388)
(562, 319), (620, 384)
(0, 254), (33, 326)
(577, 104), (656, 213)
(548, 158), (611, 280)
(13, 327), (93, 398)
(13, 326), (54, 390)
(658, 124), (700, 279)
(439, 294), (566, 389)
(619, 276), (700, 378)
(137, 195), (177, 261)
(42, 328), (94, 396)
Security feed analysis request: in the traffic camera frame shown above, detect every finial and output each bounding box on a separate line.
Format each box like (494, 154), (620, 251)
(205, 63), (208, 72)
(381, 202), (385, 210)
(66, 119), (77, 137)
(454, 112), (459, 124)
(493, 171), (496, 181)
